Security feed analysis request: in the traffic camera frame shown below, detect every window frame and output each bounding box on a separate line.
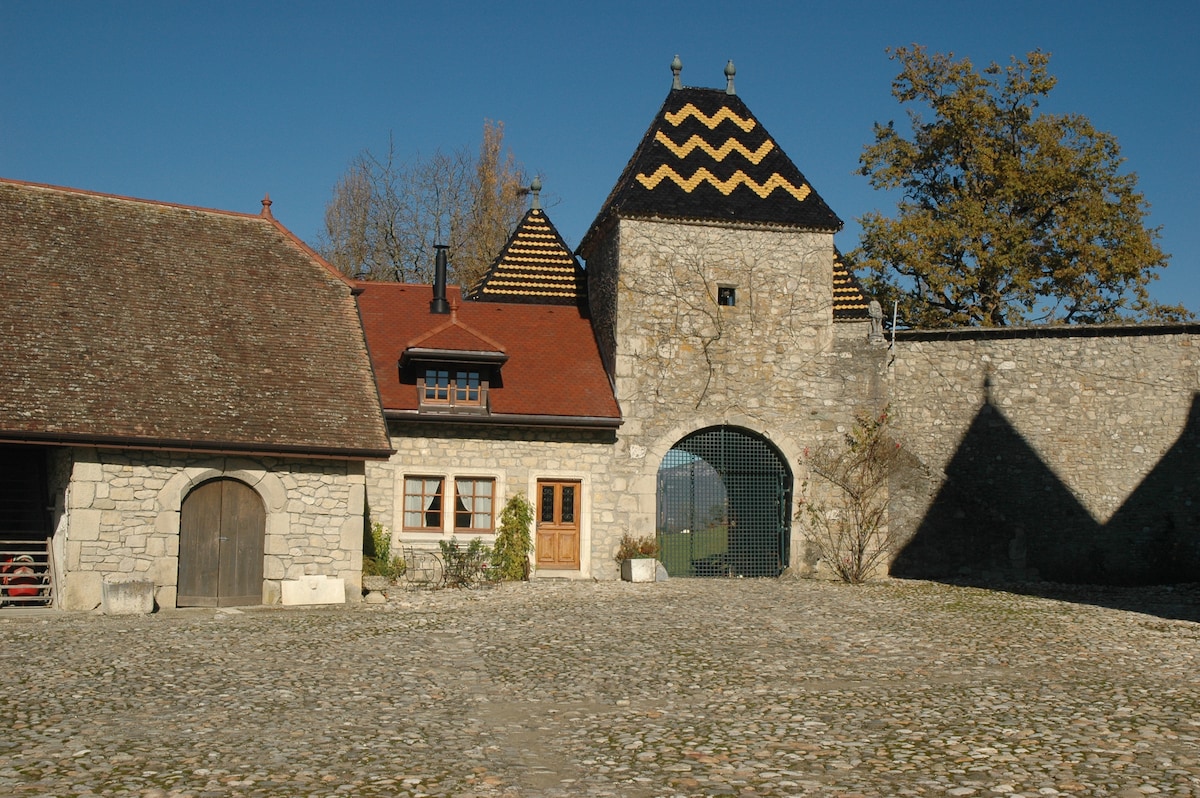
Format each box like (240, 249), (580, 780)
(453, 477), (496, 534)
(402, 475), (445, 532)
(418, 366), (489, 411)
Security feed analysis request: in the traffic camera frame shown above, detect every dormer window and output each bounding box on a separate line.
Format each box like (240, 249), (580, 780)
(420, 368), (486, 408)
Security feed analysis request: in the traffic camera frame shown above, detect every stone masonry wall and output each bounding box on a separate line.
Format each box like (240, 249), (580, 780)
(58, 448), (366, 609)
(591, 218), (889, 578)
(366, 424), (618, 577)
(888, 326), (1200, 583)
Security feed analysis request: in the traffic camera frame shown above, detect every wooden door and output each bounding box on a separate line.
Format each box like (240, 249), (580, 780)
(536, 480), (580, 569)
(178, 479), (265, 607)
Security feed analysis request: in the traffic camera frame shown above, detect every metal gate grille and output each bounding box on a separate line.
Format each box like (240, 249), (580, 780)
(656, 426), (791, 577)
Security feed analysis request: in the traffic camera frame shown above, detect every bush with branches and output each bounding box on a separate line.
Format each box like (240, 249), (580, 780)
(799, 408), (902, 584)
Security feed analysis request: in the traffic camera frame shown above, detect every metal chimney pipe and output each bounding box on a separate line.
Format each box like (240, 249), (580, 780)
(430, 244), (450, 314)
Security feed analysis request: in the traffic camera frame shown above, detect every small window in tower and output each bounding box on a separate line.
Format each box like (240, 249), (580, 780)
(717, 285), (737, 307)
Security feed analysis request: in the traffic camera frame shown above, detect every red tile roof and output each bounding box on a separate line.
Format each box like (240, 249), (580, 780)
(356, 282), (621, 425)
(0, 179), (392, 457)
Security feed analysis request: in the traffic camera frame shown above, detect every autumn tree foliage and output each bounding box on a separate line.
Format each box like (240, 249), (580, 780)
(317, 120), (527, 288)
(854, 46), (1189, 327)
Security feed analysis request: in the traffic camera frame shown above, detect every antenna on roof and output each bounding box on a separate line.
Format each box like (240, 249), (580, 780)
(530, 176), (542, 211)
(260, 193), (273, 218)
(671, 54), (682, 90)
(725, 60), (736, 95)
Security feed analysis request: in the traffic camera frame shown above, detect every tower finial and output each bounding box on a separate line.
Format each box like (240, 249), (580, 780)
(671, 54), (682, 90)
(260, 193), (273, 218)
(724, 60), (736, 95)
(530, 176), (542, 211)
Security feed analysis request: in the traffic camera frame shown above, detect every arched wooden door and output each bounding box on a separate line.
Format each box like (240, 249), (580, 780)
(178, 478), (265, 607)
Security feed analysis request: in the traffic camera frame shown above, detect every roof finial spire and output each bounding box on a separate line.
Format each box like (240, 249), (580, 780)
(260, 193), (273, 218)
(724, 60), (736, 95)
(530, 176), (542, 211)
(671, 54), (682, 90)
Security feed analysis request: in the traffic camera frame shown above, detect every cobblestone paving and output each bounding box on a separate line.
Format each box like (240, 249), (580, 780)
(1, 578), (1198, 797)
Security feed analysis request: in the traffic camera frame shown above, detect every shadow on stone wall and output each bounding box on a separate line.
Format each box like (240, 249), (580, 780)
(891, 393), (1200, 618)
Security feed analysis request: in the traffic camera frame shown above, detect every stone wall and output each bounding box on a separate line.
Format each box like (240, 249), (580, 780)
(887, 325), (1200, 583)
(57, 447), (366, 609)
(367, 423), (618, 577)
(587, 218), (889, 578)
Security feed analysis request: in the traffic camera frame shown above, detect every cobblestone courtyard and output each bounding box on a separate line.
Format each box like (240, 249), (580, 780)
(1, 578), (1198, 797)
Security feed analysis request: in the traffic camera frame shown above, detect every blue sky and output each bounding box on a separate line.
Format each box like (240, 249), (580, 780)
(3, 1), (1197, 315)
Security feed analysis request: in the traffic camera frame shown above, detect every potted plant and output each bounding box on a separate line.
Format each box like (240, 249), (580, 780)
(615, 533), (660, 583)
(362, 522), (404, 601)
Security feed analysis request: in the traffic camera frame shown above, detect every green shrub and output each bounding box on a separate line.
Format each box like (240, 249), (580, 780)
(490, 493), (534, 581)
(363, 522), (405, 579)
(439, 536), (491, 588)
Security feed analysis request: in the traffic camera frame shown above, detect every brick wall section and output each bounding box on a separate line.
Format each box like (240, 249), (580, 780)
(58, 448), (366, 609)
(888, 326), (1200, 583)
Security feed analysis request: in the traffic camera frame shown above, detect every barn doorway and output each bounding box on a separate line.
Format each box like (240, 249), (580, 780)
(178, 478), (265, 607)
(656, 426), (792, 577)
(0, 445), (53, 607)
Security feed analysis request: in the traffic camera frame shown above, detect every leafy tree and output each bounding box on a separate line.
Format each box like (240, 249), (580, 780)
(317, 120), (527, 289)
(854, 46), (1189, 327)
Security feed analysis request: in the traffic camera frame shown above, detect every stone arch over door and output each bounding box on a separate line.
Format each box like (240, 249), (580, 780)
(178, 478), (266, 607)
(656, 426), (793, 577)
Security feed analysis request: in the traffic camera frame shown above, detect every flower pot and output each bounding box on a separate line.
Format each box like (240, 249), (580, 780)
(362, 575), (390, 603)
(620, 558), (657, 583)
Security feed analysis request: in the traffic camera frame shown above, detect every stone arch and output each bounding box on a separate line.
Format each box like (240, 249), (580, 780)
(159, 460), (287, 515)
(655, 424), (794, 577)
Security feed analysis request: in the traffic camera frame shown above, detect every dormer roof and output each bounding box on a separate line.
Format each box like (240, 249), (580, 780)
(401, 306), (508, 365)
(471, 206), (586, 305)
(580, 69), (842, 255)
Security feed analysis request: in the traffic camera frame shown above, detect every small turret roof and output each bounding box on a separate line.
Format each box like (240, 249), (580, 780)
(833, 249), (872, 321)
(470, 205), (586, 305)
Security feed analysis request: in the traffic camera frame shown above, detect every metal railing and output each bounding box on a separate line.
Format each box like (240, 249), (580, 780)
(1, 538), (54, 608)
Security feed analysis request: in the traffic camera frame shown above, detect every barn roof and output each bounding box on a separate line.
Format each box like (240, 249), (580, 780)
(0, 179), (392, 458)
(356, 282), (621, 427)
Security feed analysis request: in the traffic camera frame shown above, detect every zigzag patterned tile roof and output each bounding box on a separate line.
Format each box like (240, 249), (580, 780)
(581, 83), (842, 254)
(471, 207), (587, 305)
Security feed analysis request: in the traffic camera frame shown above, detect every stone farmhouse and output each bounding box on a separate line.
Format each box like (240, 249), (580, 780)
(0, 182), (391, 610)
(2, 62), (1197, 611)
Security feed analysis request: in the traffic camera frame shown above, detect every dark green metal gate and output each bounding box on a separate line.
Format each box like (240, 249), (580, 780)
(656, 426), (792, 577)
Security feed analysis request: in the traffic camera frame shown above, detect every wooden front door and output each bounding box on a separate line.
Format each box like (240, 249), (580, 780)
(536, 480), (580, 569)
(178, 479), (265, 607)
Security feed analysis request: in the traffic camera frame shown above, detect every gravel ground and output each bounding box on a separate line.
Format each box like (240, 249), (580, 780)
(1, 577), (1198, 797)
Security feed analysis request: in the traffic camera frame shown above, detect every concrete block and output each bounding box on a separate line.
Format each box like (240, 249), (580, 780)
(280, 575), (345, 606)
(102, 578), (155, 615)
(620, 558), (657, 583)
(62, 571), (103, 610)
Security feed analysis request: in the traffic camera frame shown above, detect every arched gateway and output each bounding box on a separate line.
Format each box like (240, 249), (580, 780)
(656, 426), (792, 577)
